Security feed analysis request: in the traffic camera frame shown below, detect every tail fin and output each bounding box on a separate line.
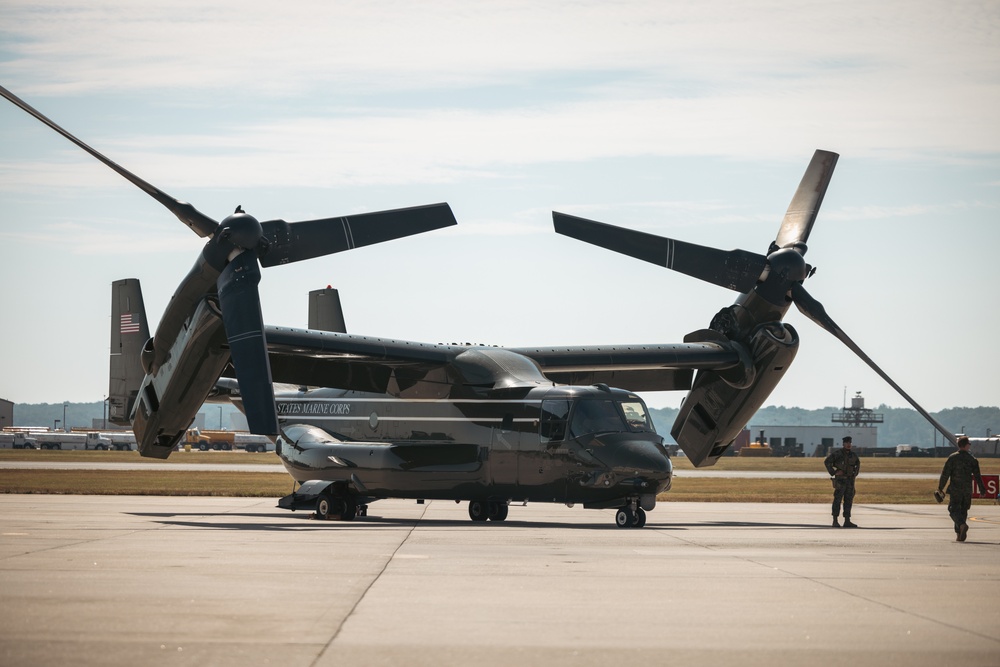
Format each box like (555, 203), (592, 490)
(109, 278), (150, 424)
(308, 287), (347, 333)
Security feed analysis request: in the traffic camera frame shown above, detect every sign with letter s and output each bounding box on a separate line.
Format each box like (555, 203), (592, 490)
(973, 474), (999, 499)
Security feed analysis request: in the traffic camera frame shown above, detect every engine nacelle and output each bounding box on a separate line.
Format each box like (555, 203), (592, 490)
(672, 321), (799, 467)
(132, 298), (229, 458)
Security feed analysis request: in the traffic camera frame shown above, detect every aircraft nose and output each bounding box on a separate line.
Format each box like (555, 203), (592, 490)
(597, 437), (672, 476)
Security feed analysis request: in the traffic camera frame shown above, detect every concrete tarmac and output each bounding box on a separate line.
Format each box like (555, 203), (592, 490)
(1, 496), (998, 667)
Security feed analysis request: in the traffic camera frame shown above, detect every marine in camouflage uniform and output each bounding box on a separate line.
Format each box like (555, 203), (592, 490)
(937, 436), (986, 542)
(824, 435), (860, 527)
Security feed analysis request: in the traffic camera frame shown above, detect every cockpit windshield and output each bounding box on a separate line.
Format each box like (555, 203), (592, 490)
(568, 398), (655, 438)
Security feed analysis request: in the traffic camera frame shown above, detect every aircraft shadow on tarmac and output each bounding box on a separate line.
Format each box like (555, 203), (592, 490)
(126, 512), (906, 532)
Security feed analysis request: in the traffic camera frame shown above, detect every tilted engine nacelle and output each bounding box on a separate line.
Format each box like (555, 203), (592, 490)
(131, 298), (230, 458)
(672, 319), (799, 467)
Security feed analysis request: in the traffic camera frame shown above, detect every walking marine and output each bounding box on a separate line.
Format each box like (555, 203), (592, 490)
(825, 435), (860, 527)
(937, 436), (986, 542)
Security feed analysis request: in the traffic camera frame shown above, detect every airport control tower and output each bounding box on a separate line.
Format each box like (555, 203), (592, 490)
(832, 392), (884, 427)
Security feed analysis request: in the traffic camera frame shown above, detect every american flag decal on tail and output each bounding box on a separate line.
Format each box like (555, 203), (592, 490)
(120, 313), (141, 334)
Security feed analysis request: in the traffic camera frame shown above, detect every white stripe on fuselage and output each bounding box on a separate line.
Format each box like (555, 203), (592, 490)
(274, 396), (543, 424)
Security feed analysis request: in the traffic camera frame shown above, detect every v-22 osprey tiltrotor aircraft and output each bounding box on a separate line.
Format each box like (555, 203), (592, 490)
(2, 84), (955, 528)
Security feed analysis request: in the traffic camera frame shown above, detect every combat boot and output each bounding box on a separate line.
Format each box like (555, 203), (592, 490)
(832, 517), (840, 527)
(843, 519), (857, 528)
(958, 523), (968, 542)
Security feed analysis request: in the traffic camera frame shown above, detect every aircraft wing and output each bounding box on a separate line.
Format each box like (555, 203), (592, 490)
(258, 326), (742, 395)
(510, 343), (741, 391)
(260, 327), (462, 394)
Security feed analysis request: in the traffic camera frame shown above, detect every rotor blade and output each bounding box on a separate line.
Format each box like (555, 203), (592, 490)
(258, 203), (457, 267)
(773, 150), (839, 251)
(0, 84), (219, 238)
(217, 251), (279, 435)
(553, 212), (768, 293)
(790, 283), (956, 446)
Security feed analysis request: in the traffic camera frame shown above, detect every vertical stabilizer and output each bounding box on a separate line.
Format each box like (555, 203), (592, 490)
(308, 287), (347, 333)
(109, 278), (150, 424)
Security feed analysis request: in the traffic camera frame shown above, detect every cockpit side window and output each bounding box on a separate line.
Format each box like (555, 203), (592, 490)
(539, 399), (570, 442)
(620, 400), (654, 432)
(569, 400), (623, 438)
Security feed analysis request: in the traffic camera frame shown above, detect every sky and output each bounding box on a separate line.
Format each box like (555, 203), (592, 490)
(1, 0), (998, 415)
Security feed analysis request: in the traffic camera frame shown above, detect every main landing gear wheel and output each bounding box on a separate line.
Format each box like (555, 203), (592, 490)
(488, 501), (508, 522)
(468, 500), (489, 522)
(316, 494), (359, 521)
(341, 498), (357, 521)
(315, 493), (334, 520)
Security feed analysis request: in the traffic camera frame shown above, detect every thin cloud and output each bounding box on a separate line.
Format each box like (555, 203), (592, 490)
(5, 91), (999, 196)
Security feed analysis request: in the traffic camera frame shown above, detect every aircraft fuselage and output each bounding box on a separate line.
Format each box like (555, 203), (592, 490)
(275, 384), (671, 510)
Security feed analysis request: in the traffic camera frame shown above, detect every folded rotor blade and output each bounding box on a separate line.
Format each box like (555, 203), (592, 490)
(773, 150), (839, 251)
(553, 212), (768, 293)
(217, 252), (279, 435)
(259, 202), (457, 267)
(0, 84), (219, 238)
(790, 283), (955, 445)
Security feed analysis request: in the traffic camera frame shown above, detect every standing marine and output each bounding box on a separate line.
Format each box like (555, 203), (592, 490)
(937, 435), (986, 542)
(824, 435), (860, 528)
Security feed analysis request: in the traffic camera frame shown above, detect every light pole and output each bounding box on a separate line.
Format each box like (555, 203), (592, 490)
(218, 406), (223, 430)
(62, 403), (67, 431)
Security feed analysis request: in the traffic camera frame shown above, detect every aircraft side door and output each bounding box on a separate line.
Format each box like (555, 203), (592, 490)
(516, 399), (570, 500)
(490, 413), (519, 490)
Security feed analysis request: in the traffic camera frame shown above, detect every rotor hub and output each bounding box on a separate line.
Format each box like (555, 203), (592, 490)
(766, 246), (808, 283)
(751, 246), (810, 307)
(217, 211), (263, 251)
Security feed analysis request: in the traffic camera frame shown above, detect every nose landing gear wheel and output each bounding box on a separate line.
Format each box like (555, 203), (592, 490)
(615, 506), (647, 528)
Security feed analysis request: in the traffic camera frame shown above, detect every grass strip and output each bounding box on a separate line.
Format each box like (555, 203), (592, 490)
(0, 450), (278, 465)
(3, 469), (995, 504)
(4, 450), (997, 474)
(0, 470), (295, 497)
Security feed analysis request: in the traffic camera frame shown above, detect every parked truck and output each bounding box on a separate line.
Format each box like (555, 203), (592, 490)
(70, 428), (136, 451)
(183, 428), (236, 451)
(181, 429), (272, 452)
(34, 431), (114, 450)
(0, 432), (38, 449)
(235, 432), (273, 453)
(99, 432), (136, 451)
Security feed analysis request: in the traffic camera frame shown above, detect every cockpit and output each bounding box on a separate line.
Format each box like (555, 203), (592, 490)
(539, 394), (655, 442)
